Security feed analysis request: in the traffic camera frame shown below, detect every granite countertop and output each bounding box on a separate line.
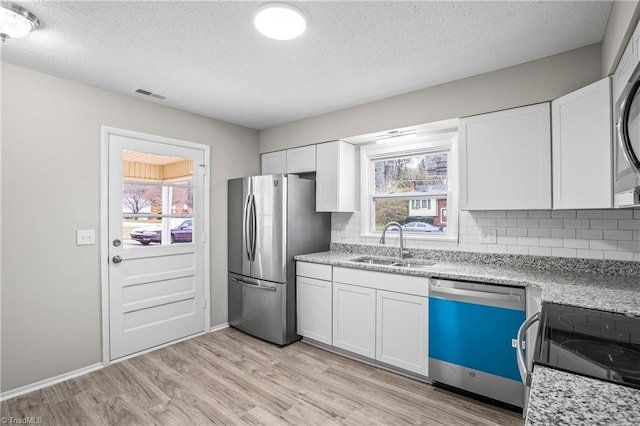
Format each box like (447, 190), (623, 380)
(295, 246), (640, 424)
(295, 250), (640, 316)
(526, 367), (640, 426)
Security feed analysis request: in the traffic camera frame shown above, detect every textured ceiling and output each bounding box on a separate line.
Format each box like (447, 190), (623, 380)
(2, 1), (611, 130)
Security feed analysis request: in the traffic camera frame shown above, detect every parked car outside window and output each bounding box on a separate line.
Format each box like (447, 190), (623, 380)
(402, 221), (442, 233)
(130, 219), (193, 245)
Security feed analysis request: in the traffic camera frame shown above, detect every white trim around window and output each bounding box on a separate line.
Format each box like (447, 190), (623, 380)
(359, 133), (459, 242)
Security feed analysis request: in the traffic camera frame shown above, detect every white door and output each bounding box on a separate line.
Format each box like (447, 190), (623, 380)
(106, 131), (207, 360)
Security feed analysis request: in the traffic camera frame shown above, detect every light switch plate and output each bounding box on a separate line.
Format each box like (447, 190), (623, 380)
(480, 228), (497, 244)
(77, 229), (96, 245)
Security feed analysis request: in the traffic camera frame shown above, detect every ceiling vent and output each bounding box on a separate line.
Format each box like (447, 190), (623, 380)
(134, 88), (166, 100)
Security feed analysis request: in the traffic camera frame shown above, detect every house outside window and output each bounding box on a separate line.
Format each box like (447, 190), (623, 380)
(360, 133), (458, 241)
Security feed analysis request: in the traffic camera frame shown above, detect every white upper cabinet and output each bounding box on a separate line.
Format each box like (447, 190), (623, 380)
(261, 150), (287, 175)
(459, 103), (552, 210)
(552, 78), (612, 209)
(316, 141), (356, 212)
(613, 42), (634, 103)
(261, 145), (316, 175)
(286, 145), (316, 173)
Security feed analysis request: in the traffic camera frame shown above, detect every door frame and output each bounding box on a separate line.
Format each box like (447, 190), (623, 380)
(100, 126), (211, 366)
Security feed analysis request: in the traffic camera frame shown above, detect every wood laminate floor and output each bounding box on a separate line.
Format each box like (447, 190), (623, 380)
(2, 328), (524, 425)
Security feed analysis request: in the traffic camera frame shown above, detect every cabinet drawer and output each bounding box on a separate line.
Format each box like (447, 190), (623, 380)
(297, 261), (332, 281)
(333, 267), (428, 297)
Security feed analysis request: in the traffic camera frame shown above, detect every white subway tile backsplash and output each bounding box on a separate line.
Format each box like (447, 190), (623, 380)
(563, 219), (590, 229)
(507, 228), (528, 237)
(332, 208), (640, 262)
(551, 210), (577, 219)
(619, 220), (640, 230)
(590, 240), (618, 250)
(529, 246), (552, 256)
(577, 210), (604, 219)
(604, 210), (633, 219)
(551, 228), (576, 238)
(517, 218), (540, 228)
(528, 210), (552, 219)
(539, 238), (564, 248)
(507, 245), (529, 255)
(552, 247), (577, 258)
(528, 228), (551, 238)
(486, 210), (507, 218)
(517, 237), (539, 246)
(507, 210), (529, 218)
(576, 229), (603, 240)
(540, 218), (564, 228)
(618, 241), (640, 252)
(497, 218), (518, 227)
(563, 239), (590, 249)
(590, 219), (618, 229)
(476, 218), (497, 227)
(604, 230), (633, 241)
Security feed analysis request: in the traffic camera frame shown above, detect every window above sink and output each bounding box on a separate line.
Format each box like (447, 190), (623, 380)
(359, 131), (459, 242)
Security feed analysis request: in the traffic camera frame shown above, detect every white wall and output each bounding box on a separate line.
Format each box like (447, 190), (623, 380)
(0, 63), (260, 392)
(259, 44), (602, 153)
(601, 0), (640, 76)
(333, 209), (640, 262)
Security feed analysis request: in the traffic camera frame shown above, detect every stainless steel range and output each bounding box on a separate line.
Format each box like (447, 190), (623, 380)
(533, 303), (640, 390)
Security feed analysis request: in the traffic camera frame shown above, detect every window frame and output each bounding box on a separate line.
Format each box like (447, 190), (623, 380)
(359, 133), (459, 242)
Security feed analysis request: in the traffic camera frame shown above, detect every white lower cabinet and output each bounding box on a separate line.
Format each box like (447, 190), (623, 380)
(376, 290), (428, 376)
(332, 282), (376, 358)
(296, 276), (332, 345)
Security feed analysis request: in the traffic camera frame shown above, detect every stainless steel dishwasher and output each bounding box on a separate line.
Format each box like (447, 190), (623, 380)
(429, 279), (526, 408)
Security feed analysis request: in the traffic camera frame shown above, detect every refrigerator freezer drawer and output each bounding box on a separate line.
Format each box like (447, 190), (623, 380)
(228, 274), (289, 345)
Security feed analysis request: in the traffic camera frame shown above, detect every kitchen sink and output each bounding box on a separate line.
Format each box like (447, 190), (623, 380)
(350, 257), (399, 266)
(350, 256), (435, 268)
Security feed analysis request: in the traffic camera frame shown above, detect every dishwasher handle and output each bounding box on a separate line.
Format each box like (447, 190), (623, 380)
(516, 312), (540, 387)
(430, 285), (522, 304)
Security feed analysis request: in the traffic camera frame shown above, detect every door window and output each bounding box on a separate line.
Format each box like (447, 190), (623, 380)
(121, 149), (195, 247)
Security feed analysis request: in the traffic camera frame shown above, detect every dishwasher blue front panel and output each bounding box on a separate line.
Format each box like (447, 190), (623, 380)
(429, 297), (525, 382)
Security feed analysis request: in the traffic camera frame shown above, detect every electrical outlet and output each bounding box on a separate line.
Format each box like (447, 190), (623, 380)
(480, 228), (497, 244)
(77, 229), (96, 246)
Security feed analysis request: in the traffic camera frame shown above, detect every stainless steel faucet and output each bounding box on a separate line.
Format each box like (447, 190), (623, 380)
(379, 221), (404, 260)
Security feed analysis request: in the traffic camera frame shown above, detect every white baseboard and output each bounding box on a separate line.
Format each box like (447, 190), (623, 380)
(1, 324), (229, 402)
(210, 322), (229, 333)
(0, 363), (103, 402)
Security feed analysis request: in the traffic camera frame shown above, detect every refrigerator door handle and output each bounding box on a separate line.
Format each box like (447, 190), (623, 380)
(250, 194), (257, 260)
(230, 276), (277, 292)
(516, 312), (540, 387)
(243, 194), (252, 261)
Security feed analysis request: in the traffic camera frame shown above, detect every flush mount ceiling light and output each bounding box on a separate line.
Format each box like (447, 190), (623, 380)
(254, 3), (306, 41)
(0, 1), (40, 43)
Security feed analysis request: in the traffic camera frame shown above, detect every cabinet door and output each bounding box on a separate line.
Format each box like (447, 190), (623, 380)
(613, 43), (634, 103)
(376, 290), (428, 376)
(459, 103), (551, 210)
(332, 282), (376, 358)
(552, 78), (612, 209)
(297, 276), (332, 345)
(261, 151), (287, 175)
(316, 141), (356, 212)
(286, 145), (316, 173)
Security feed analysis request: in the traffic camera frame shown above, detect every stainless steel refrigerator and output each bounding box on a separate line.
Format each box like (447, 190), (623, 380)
(228, 174), (331, 345)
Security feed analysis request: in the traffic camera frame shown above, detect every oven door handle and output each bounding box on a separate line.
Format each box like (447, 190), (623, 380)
(516, 312), (540, 387)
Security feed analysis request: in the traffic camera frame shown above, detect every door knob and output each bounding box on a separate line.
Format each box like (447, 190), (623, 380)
(112, 255), (123, 264)
(113, 239), (121, 247)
